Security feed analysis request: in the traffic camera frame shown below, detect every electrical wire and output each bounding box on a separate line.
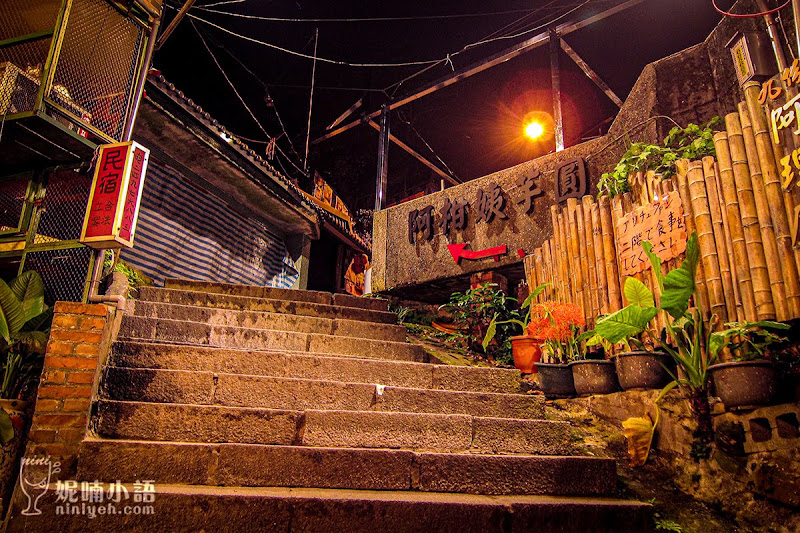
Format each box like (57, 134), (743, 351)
(397, 110), (459, 181)
(200, 0), (245, 7)
(712, 0), (791, 18)
(193, 6), (566, 23)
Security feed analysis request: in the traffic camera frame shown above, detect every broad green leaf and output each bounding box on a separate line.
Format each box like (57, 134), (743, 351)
(595, 305), (658, 344)
(660, 233), (699, 319)
(624, 277), (655, 308)
(521, 282), (549, 310)
(0, 410), (13, 446)
(481, 315), (498, 352)
(642, 241), (664, 291)
(708, 332), (726, 359)
(9, 271), (44, 325)
(21, 306), (52, 333)
(655, 380), (680, 404)
(0, 279), (24, 343)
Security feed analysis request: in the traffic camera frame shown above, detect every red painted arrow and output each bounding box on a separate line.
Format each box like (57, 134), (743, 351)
(447, 243), (508, 264)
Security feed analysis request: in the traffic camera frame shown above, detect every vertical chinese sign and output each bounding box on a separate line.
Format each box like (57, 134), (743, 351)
(80, 141), (150, 249)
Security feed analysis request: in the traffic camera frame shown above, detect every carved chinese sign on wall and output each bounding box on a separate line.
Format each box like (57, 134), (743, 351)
(407, 159), (587, 246)
(616, 192), (687, 276)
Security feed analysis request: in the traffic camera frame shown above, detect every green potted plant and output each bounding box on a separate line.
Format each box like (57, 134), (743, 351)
(707, 321), (789, 410)
(593, 277), (674, 390)
(529, 301), (585, 398)
(0, 271), (52, 506)
(481, 283), (549, 373)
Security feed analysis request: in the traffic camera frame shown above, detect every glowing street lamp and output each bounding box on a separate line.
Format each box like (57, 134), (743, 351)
(525, 121), (544, 140)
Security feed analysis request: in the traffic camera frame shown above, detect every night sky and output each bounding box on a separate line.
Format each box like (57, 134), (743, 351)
(154, 0), (728, 211)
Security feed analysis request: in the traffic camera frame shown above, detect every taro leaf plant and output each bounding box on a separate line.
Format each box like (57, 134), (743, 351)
(597, 117), (721, 198)
(481, 282), (549, 352)
(440, 283), (520, 365)
(0, 271), (53, 445)
(708, 321), (790, 362)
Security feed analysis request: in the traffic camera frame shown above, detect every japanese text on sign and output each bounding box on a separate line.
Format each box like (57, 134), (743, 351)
(616, 192), (687, 276)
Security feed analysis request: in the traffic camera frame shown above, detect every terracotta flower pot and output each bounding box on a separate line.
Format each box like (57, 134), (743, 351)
(708, 360), (777, 410)
(570, 360), (620, 396)
(510, 336), (543, 374)
(0, 399), (29, 510)
(615, 351), (673, 390)
(535, 362), (576, 399)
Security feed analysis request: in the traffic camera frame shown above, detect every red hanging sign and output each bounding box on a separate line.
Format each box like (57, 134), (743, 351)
(80, 141), (150, 249)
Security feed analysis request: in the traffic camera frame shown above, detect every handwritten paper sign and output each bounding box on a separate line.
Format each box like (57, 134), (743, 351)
(616, 192), (688, 276)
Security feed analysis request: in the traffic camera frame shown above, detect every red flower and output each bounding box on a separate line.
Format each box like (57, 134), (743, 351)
(526, 301), (585, 341)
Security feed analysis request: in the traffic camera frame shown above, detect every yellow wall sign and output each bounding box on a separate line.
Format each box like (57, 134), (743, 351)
(80, 141), (149, 249)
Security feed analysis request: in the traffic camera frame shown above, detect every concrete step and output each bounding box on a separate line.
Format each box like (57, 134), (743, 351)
(101, 367), (543, 420)
(111, 341), (522, 394)
(137, 285), (398, 324)
(78, 439), (616, 496)
(94, 401), (571, 455)
(118, 316), (428, 362)
(129, 300), (407, 342)
(162, 279), (390, 312)
(7, 484), (652, 533)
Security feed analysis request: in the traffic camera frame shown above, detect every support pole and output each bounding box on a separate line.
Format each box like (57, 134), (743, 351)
(756, 0), (789, 71)
(794, 0), (800, 59)
(550, 29), (564, 152)
(374, 104), (390, 212)
(304, 28), (319, 171)
(155, 0), (195, 50)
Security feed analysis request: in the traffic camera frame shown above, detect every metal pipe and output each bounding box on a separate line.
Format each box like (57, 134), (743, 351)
(123, 14), (161, 142)
(550, 29), (564, 152)
(87, 249), (126, 311)
(304, 28), (319, 171)
(374, 104), (390, 212)
(757, 0), (789, 71)
(793, 0), (800, 59)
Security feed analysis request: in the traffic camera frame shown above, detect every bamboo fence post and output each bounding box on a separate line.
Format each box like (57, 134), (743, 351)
(713, 160), (744, 321)
(611, 194), (628, 305)
(591, 200), (610, 314)
(713, 129), (757, 321)
(571, 199), (592, 319)
(701, 157), (737, 321)
(534, 248), (545, 303)
(739, 101), (790, 320)
(646, 171), (658, 203)
(599, 196), (622, 312)
(687, 160), (728, 323)
(582, 195), (601, 323)
(543, 240), (553, 297)
(526, 254), (537, 293)
(661, 179), (680, 275)
(743, 83), (800, 318)
(549, 205), (565, 300)
(558, 210), (574, 304)
(675, 159), (711, 315)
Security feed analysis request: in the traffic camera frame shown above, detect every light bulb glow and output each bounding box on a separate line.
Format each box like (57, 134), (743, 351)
(525, 121), (544, 140)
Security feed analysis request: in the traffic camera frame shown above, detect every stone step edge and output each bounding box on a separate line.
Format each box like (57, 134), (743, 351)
(111, 340), (520, 393)
(138, 286), (398, 323)
(78, 438), (615, 495)
(159, 280), (390, 313)
(129, 300), (404, 340)
(118, 316), (421, 351)
(101, 366), (538, 401)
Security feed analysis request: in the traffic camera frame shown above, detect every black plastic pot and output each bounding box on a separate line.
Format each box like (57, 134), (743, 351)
(570, 360), (620, 396)
(615, 351), (673, 390)
(708, 360), (777, 410)
(535, 362), (576, 399)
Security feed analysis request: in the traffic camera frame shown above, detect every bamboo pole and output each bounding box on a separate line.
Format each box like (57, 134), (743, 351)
(739, 101), (790, 320)
(526, 254), (537, 294)
(571, 199), (591, 319)
(675, 159), (711, 316)
(702, 157), (737, 321)
(599, 195), (622, 312)
(534, 248), (545, 303)
(713, 129), (758, 321)
(542, 240), (552, 299)
(582, 195), (600, 324)
(687, 160), (728, 323)
(549, 205), (565, 300)
(558, 210), (574, 304)
(646, 171), (658, 203)
(611, 194), (628, 305)
(591, 200), (610, 314)
(713, 160), (744, 321)
(743, 83), (800, 318)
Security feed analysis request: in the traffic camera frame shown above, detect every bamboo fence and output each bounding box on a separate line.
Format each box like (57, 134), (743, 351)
(523, 99), (800, 329)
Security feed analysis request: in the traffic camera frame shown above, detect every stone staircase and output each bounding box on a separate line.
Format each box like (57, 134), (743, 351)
(11, 280), (651, 532)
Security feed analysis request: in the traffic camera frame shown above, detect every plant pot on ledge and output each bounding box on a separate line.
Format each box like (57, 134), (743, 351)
(570, 359), (620, 396)
(615, 351), (673, 390)
(708, 360), (778, 410)
(510, 336), (542, 374)
(535, 362), (575, 399)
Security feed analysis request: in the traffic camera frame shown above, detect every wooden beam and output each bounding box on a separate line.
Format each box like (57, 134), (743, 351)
(368, 119), (460, 186)
(155, 0), (195, 50)
(313, 0), (643, 144)
(560, 38), (623, 107)
(326, 98), (363, 130)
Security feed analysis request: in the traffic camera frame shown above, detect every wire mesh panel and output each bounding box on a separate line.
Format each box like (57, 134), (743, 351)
(49, 0), (145, 140)
(34, 169), (91, 244)
(0, 175), (29, 232)
(22, 246), (91, 304)
(0, 0), (60, 115)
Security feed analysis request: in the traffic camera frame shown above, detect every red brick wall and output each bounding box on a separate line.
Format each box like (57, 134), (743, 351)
(24, 302), (114, 474)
